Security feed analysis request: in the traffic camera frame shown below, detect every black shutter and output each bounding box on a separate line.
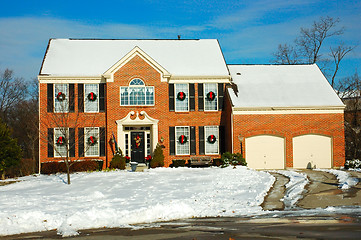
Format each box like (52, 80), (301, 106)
(219, 126), (225, 154)
(69, 128), (75, 157)
(69, 84), (75, 112)
(47, 128), (54, 157)
(199, 126), (205, 155)
(189, 84), (195, 111)
(169, 84), (174, 111)
(47, 84), (53, 112)
(218, 83), (224, 111)
(99, 83), (105, 112)
(100, 127), (106, 156)
(198, 83), (204, 111)
(78, 128), (84, 157)
(169, 127), (175, 155)
(78, 84), (84, 112)
(190, 126), (196, 155)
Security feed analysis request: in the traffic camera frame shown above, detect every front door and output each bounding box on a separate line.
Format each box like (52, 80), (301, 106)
(131, 132), (145, 163)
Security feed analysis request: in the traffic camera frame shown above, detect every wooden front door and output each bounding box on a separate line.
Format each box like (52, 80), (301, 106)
(131, 132), (145, 163)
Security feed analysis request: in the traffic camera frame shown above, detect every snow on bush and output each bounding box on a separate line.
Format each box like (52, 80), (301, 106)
(317, 169), (358, 189)
(0, 167), (274, 237)
(344, 159), (361, 170)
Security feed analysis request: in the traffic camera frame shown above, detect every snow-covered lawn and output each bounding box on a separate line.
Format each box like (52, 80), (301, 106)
(0, 167), (274, 237)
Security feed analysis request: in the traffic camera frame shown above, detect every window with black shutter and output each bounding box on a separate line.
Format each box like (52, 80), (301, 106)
(169, 84), (174, 111)
(218, 83), (224, 111)
(219, 125), (225, 154)
(47, 84), (53, 112)
(99, 83), (105, 112)
(100, 127), (106, 156)
(78, 128), (84, 157)
(69, 84), (75, 112)
(78, 84), (84, 112)
(190, 126), (196, 155)
(47, 128), (54, 157)
(69, 128), (75, 157)
(169, 126), (175, 155)
(199, 126), (205, 155)
(198, 83), (204, 111)
(189, 84), (195, 111)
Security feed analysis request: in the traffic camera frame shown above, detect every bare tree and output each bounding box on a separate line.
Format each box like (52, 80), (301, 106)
(272, 16), (355, 87)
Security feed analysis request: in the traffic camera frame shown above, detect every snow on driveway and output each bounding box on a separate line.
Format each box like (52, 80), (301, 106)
(316, 169), (358, 189)
(0, 167), (274, 237)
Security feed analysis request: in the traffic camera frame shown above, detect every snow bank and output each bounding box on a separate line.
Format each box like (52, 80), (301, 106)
(274, 170), (308, 208)
(0, 167), (273, 237)
(316, 169), (358, 189)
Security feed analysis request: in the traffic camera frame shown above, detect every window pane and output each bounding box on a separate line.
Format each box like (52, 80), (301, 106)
(146, 87), (154, 105)
(54, 128), (67, 157)
(175, 84), (189, 111)
(84, 84), (99, 112)
(176, 126), (190, 155)
(205, 126), (219, 154)
(54, 84), (68, 112)
(85, 128), (99, 156)
(120, 87), (129, 105)
(130, 79), (145, 85)
(204, 83), (217, 111)
(129, 87), (145, 105)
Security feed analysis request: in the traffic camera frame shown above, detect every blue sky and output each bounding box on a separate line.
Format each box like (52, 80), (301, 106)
(0, 0), (360, 84)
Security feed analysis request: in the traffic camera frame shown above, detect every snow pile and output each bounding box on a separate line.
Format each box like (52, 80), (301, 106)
(0, 167), (273, 237)
(275, 170), (309, 208)
(317, 169), (358, 189)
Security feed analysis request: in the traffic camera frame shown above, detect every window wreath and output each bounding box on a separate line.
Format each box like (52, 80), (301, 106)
(206, 91), (216, 101)
(56, 92), (66, 101)
(177, 91), (186, 101)
(56, 136), (65, 146)
(207, 134), (217, 144)
(87, 92), (97, 101)
(87, 136), (97, 146)
(178, 135), (187, 144)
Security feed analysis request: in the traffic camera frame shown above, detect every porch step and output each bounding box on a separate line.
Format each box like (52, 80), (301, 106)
(125, 163), (148, 172)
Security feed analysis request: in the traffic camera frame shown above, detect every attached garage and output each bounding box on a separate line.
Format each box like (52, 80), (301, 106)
(293, 134), (332, 169)
(245, 135), (285, 169)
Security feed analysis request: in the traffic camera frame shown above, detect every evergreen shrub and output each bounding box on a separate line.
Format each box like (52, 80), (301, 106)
(344, 159), (361, 169)
(221, 152), (247, 168)
(150, 143), (164, 168)
(41, 160), (102, 174)
(110, 154), (126, 170)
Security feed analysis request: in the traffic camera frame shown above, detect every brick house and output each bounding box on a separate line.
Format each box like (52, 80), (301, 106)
(38, 39), (345, 169)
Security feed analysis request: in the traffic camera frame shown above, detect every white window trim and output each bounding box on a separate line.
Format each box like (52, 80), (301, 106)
(84, 127), (100, 157)
(119, 80), (155, 106)
(175, 126), (190, 155)
(174, 84), (189, 112)
(54, 128), (68, 158)
(203, 83), (218, 112)
(54, 84), (69, 113)
(84, 84), (99, 113)
(205, 126), (219, 155)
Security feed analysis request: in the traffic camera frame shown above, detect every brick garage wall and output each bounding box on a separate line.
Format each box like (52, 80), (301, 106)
(39, 83), (107, 167)
(232, 113), (345, 168)
(107, 55), (225, 167)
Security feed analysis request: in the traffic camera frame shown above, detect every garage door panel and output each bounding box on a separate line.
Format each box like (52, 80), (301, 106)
(293, 135), (331, 169)
(245, 135), (285, 170)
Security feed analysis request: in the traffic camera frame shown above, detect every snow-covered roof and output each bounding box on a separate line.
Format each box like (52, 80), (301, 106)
(228, 64), (344, 108)
(40, 39), (229, 77)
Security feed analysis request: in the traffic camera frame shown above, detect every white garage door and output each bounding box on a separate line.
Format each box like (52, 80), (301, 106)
(293, 135), (332, 169)
(245, 135), (285, 169)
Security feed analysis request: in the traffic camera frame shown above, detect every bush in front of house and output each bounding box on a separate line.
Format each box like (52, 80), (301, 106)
(172, 159), (186, 167)
(150, 143), (164, 168)
(41, 160), (102, 174)
(221, 152), (247, 168)
(109, 152), (126, 170)
(344, 159), (361, 169)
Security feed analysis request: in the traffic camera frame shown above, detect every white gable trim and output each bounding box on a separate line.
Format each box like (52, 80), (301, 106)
(103, 46), (171, 82)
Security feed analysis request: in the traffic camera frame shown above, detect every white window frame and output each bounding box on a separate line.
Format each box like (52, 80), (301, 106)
(84, 127), (100, 157)
(54, 128), (68, 158)
(175, 126), (190, 155)
(54, 84), (69, 113)
(205, 126), (219, 154)
(84, 84), (99, 113)
(203, 83), (218, 111)
(120, 79), (155, 106)
(175, 84), (189, 112)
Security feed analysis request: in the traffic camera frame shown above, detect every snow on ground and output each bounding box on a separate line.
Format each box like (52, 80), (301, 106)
(0, 167), (274, 237)
(316, 169), (358, 189)
(273, 170), (309, 209)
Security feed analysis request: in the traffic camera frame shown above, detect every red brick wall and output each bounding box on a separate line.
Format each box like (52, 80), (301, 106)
(232, 113), (345, 168)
